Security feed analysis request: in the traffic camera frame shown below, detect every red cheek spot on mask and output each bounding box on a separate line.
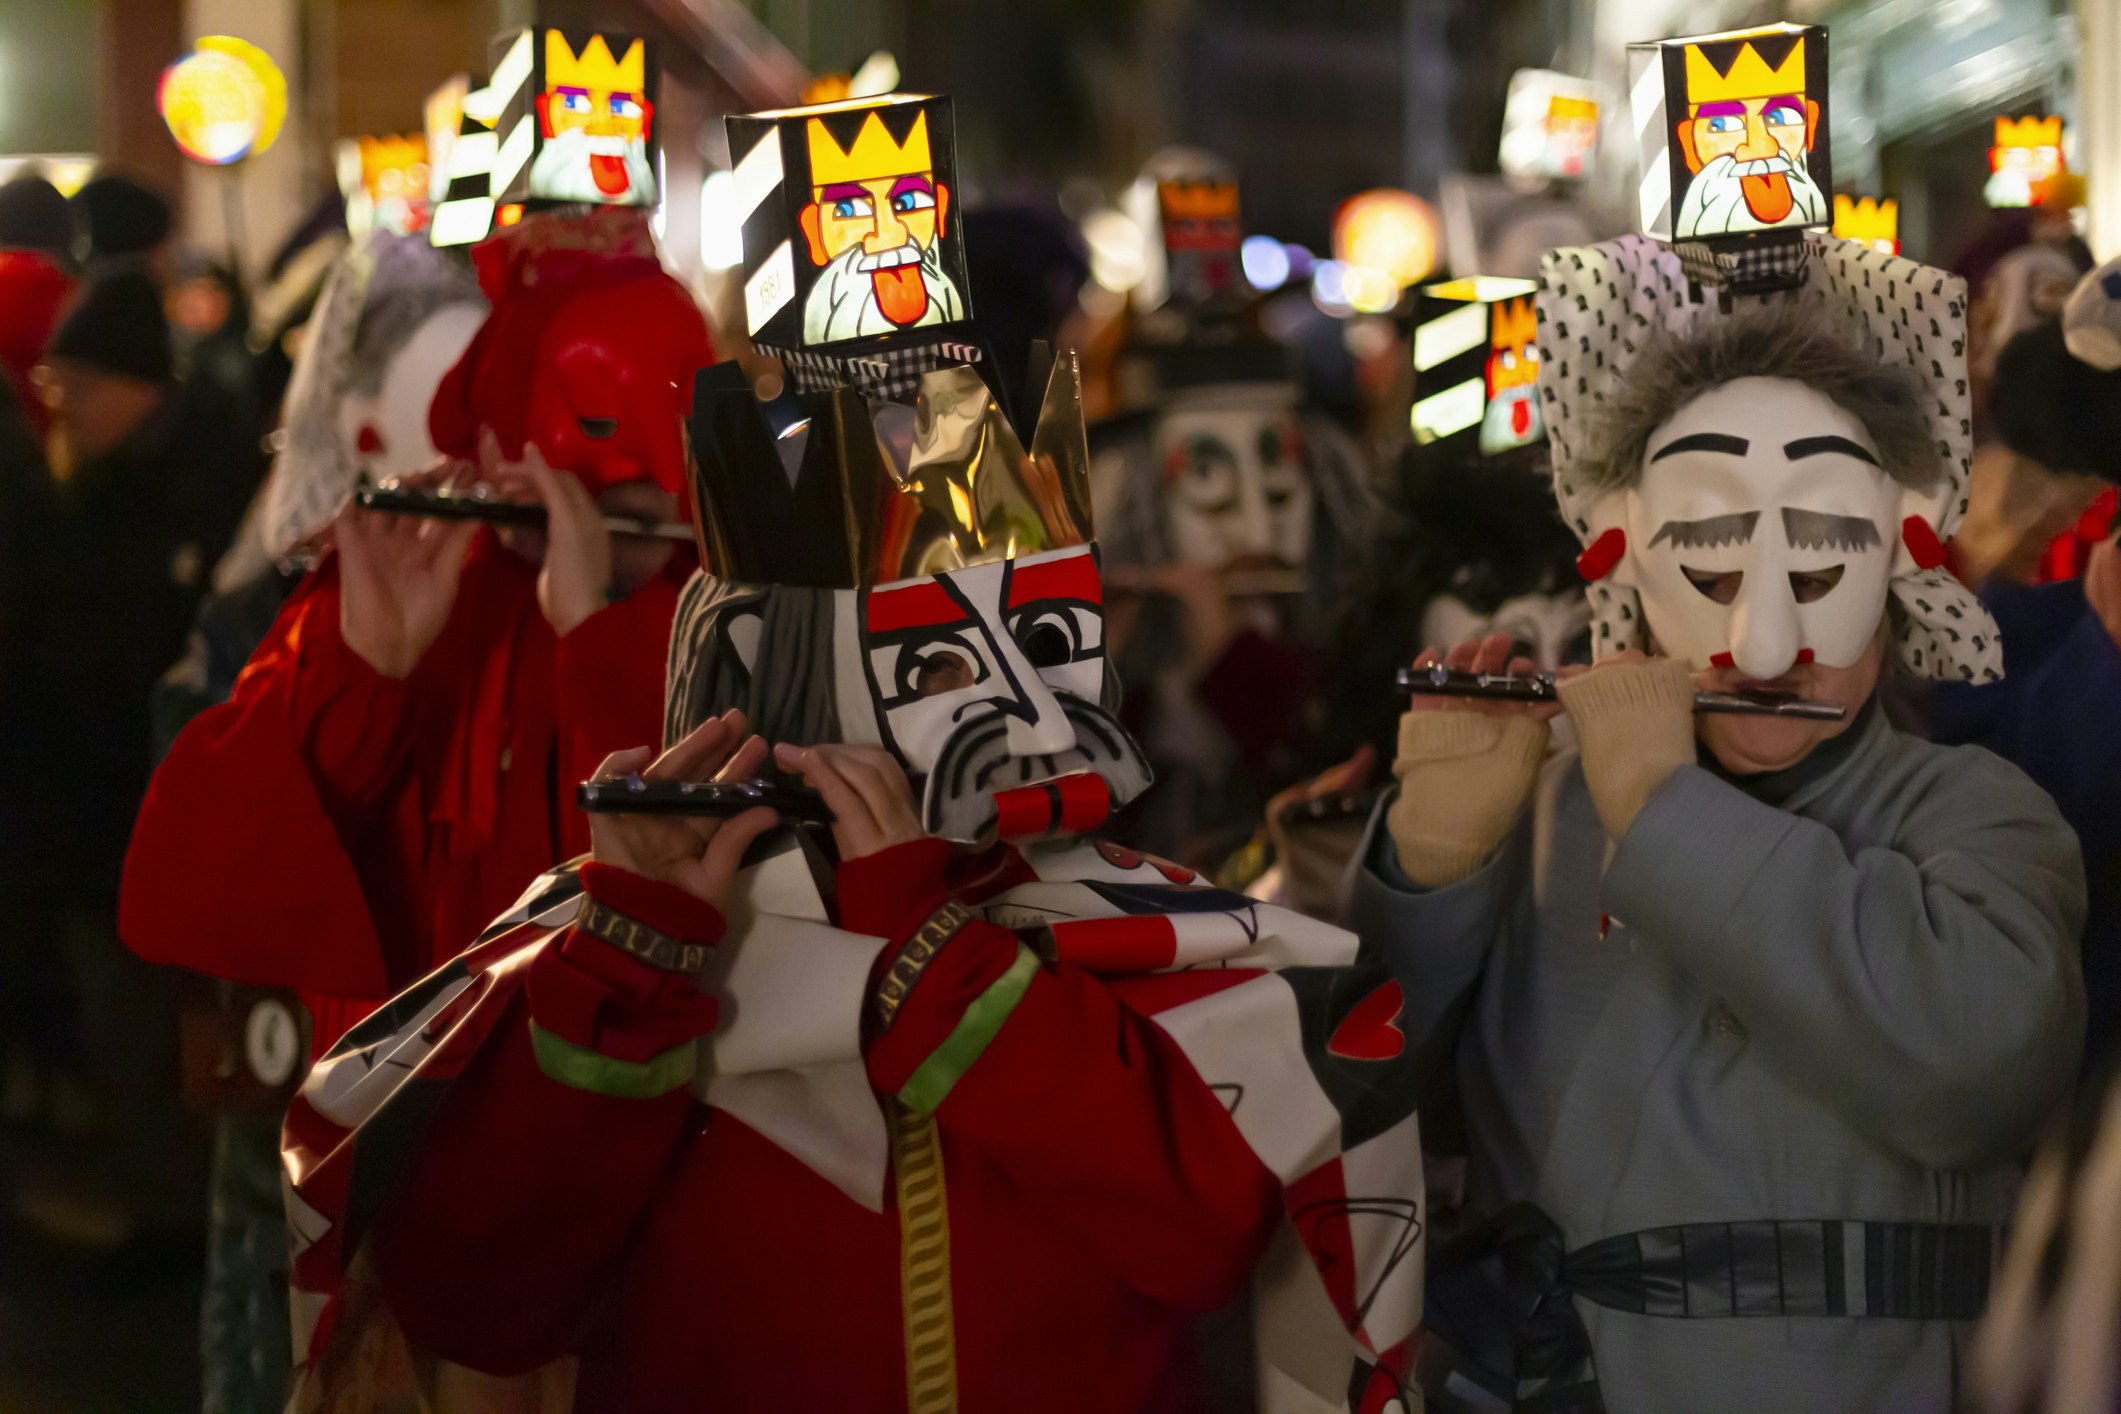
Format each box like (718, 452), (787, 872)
(1795, 648), (1815, 665)
(1575, 527), (1626, 581)
(1710, 652), (1735, 668)
(356, 424), (383, 456)
(1901, 516), (1947, 570)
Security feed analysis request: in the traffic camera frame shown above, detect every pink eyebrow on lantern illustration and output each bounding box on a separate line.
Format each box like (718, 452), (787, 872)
(818, 182), (872, 202)
(1694, 100), (1748, 118)
(889, 175), (936, 199)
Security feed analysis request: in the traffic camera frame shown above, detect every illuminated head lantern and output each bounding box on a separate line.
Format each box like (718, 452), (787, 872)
(1536, 234), (2001, 685)
(337, 134), (431, 238)
(727, 94), (973, 350)
(1632, 23), (1831, 244)
(1412, 277), (1545, 457)
(1987, 116), (2065, 209)
(683, 355), (1150, 843)
(1499, 69), (1600, 181)
(489, 27), (658, 208)
(1122, 150), (1245, 312)
(1832, 195), (1898, 256)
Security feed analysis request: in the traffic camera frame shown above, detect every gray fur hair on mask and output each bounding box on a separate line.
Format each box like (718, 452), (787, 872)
(1574, 301), (1941, 498)
(663, 572), (842, 749)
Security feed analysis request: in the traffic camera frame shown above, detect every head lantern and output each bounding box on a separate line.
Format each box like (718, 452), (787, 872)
(1537, 233), (2001, 685)
(1988, 116), (2065, 209)
(1499, 70), (1600, 182)
(1832, 195), (1898, 256)
(1631, 24), (1830, 248)
(1123, 149), (1245, 314)
(489, 26), (658, 209)
(428, 209), (712, 497)
(687, 355), (1149, 842)
(727, 93), (973, 351)
(1412, 277), (1545, 457)
(338, 134), (431, 239)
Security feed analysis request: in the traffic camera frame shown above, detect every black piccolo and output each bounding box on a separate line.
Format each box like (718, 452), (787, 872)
(354, 481), (693, 542)
(1394, 665), (1847, 720)
(576, 775), (836, 824)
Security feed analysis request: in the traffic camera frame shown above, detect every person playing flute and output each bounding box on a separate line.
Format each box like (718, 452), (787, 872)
(1349, 234), (2084, 1413)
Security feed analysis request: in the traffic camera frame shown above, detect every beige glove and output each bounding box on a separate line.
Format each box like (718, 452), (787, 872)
(1385, 711), (1551, 887)
(1554, 657), (1696, 842)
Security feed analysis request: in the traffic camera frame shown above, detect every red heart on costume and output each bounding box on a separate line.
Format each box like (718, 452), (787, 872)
(1328, 980), (1406, 1061)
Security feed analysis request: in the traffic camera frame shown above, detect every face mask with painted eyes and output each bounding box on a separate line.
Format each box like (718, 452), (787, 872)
(1589, 376), (1928, 680)
(1153, 394), (1312, 571)
(836, 544), (1151, 842)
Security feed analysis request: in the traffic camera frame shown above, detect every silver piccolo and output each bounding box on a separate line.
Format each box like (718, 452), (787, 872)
(1394, 665), (1846, 720)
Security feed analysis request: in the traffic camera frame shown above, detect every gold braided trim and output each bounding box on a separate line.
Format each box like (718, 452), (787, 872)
(890, 1099), (958, 1414)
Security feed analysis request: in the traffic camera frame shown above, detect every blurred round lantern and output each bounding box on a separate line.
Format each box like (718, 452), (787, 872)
(1331, 188), (1438, 308)
(159, 37), (287, 166)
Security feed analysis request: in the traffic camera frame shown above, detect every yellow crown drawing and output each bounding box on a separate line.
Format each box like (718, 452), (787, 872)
(807, 109), (932, 186)
(1832, 195), (1897, 244)
(359, 133), (426, 183)
(546, 32), (645, 93)
(1159, 181), (1240, 221)
(1547, 95), (1598, 124)
(1490, 296), (1538, 351)
(1682, 32), (1806, 104)
(1994, 115), (2063, 149)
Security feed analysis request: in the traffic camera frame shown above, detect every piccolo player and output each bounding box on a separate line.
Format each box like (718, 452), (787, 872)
(279, 356), (1424, 1412)
(1350, 236), (2084, 1412)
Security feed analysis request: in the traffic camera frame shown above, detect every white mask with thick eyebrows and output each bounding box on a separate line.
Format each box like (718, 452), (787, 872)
(1594, 376), (1908, 679)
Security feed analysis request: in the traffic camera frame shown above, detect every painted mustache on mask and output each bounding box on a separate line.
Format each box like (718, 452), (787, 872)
(919, 693), (1152, 843)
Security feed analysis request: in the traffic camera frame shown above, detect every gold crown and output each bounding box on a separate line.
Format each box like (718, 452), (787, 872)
(1490, 295), (1537, 351)
(1832, 194), (1897, 243)
(1682, 30), (1806, 105)
(1547, 95), (1598, 123)
(546, 31), (644, 93)
(1995, 115), (2063, 149)
(807, 108), (932, 187)
(360, 133), (426, 182)
(1159, 180), (1240, 221)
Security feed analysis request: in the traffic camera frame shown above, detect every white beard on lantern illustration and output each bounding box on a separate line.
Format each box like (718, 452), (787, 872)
(1588, 376), (1940, 680)
(1676, 150), (1830, 241)
(1152, 386), (1311, 577)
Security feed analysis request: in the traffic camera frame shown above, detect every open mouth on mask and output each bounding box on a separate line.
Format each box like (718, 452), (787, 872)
(919, 693), (1152, 843)
(857, 244), (923, 272)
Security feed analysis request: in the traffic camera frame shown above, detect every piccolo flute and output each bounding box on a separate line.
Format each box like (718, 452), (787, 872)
(354, 481), (694, 542)
(576, 775), (835, 823)
(1395, 665), (1847, 720)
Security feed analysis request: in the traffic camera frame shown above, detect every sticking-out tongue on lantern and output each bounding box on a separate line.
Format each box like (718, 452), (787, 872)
(1634, 21), (1832, 299)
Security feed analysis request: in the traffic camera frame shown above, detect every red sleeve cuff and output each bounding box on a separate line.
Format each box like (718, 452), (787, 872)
(578, 862), (726, 946)
(836, 837), (953, 939)
(864, 919), (1021, 1093)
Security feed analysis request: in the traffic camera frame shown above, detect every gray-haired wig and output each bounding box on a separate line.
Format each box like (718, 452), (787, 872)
(1574, 301), (1941, 497)
(663, 573), (842, 748)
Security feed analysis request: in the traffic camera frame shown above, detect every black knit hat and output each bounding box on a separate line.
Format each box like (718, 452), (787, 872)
(0, 175), (75, 261)
(1992, 319), (2121, 485)
(71, 174), (173, 262)
(47, 271), (173, 381)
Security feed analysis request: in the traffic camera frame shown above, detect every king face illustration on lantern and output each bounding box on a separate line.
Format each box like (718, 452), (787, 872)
(797, 101), (968, 342)
(498, 28), (657, 206)
(1637, 23), (1830, 243)
(1479, 294), (1543, 455)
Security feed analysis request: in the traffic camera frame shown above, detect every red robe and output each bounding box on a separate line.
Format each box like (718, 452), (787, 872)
(364, 843), (1286, 1412)
(119, 530), (679, 1051)
(0, 249), (72, 433)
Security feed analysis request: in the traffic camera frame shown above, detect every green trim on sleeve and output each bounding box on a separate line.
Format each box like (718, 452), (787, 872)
(896, 946), (1040, 1116)
(530, 1022), (698, 1099)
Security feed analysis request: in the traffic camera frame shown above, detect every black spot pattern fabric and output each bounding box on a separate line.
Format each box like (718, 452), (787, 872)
(1532, 233), (2003, 685)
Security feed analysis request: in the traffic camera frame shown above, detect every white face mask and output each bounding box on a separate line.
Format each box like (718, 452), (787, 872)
(1153, 392), (1311, 570)
(1420, 590), (1590, 672)
(831, 544), (1150, 841)
(337, 303), (485, 483)
(1592, 376), (1911, 679)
